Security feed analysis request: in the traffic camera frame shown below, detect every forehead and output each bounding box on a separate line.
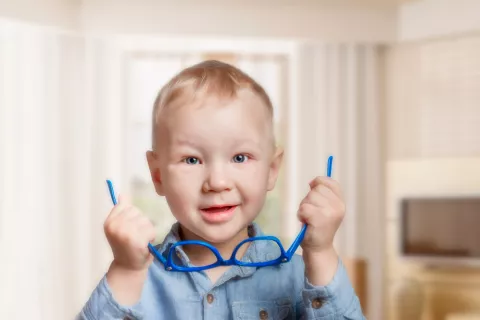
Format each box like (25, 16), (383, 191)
(157, 90), (273, 145)
(166, 88), (271, 117)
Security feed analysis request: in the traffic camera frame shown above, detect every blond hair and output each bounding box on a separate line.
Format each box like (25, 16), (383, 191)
(151, 60), (273, 148)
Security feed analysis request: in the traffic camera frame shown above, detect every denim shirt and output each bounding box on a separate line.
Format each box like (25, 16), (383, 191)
(79, 223), (365, 320)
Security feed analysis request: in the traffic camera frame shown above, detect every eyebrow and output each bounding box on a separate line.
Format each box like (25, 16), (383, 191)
(173, 137), (262, 149)
(173, 138), (198, 147)
(231, 138), (262, 148)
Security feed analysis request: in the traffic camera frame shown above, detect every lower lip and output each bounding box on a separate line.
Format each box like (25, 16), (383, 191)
(200, 206), (237, 223)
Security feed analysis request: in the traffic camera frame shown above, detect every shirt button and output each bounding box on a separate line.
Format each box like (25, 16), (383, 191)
(311, 297), (324, 309)
(206, 293), (214, 304)
(259, 309), (268, 319)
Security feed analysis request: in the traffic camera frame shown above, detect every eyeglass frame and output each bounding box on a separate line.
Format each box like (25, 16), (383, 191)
(106, 155), (333, 272)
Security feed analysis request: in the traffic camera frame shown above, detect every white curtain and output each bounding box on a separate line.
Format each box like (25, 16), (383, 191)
(293, 43), (385, 320)
(0, 19), (122, 320)
(0, 24), (385, 319)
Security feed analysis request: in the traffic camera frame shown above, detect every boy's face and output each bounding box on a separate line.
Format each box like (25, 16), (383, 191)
(147, 90), (283, 244)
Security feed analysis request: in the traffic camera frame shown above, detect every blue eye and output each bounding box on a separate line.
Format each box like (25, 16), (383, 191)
(233, 154), (248, 163)
(184, 157), (200, 165)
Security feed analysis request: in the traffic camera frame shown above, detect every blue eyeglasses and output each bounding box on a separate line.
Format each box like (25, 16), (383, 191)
(106, 155), (333, 272)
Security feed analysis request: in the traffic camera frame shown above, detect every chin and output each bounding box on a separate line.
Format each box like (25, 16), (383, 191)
(183, 219), (250, 245)
(200, 224), (245, 243)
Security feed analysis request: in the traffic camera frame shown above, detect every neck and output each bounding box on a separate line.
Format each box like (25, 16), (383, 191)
(179, 225), (250, 266)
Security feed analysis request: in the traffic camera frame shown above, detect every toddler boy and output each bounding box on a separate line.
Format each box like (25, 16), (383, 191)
(79, 60), (365, 320)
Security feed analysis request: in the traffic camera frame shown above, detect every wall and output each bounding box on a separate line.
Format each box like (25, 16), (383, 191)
(385, 37), (480, 160)
(399, 0), (480, 41)
(80, 0), (397, 42)
(386, 1), (480, 318)
(0, 0), (80, 30)
(0, 0), (398, 41)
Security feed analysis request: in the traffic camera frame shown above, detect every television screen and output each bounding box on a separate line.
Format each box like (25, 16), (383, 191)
(401, 197), (480, 258)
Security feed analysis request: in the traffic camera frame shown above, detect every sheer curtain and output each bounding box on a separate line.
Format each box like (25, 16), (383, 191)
(294, 43), (385, 319)
(0, 24), (385, 318)
(0, 26), (295, 318)
(0, 19), (122, 319)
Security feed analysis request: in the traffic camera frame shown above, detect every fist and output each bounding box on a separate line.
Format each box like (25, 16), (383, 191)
(297, 177), (345, 254)
(104, 195), (156, 271)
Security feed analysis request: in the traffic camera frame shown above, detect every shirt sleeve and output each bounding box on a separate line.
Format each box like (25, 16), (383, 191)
(77, 276), (145, 320)
(300, 258), (366, 320)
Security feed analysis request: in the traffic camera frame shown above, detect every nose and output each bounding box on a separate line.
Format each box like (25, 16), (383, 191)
(202, 163), (232, 193)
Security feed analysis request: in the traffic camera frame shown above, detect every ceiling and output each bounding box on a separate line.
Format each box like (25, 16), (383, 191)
(199, 0), (420, 5)
(77, 0), (420, 7)
(254, 0), (418, 4)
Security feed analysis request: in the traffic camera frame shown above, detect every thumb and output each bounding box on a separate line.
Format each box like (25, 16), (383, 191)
(117, 193), (132, 205)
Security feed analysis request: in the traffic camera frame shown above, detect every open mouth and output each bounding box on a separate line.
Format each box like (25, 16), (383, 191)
(199, 205), (237, 223)
(201, 206), (235, 214)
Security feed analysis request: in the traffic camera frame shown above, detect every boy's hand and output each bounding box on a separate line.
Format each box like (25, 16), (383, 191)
(298, 176), (345, 253)
(297, 176), (345, 286)
(104, 195), (156, 305)
(104, 195), (156, 271)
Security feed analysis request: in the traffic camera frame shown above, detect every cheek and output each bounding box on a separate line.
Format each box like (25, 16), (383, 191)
(238, 163), (270, 202)
(165, 164), (203, 186)
(162, 166), (202, 209)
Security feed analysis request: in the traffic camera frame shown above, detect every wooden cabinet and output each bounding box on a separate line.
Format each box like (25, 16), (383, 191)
(386, 270), (480, 320)
(384, 159), (480, 320)
(343, 258), (368, 315)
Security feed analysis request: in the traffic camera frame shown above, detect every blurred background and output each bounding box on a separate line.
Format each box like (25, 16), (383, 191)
(1, 0), (480, 319)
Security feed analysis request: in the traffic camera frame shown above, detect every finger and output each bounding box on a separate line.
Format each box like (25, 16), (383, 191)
(309, 184), (338, 202)
(105, 205), (127, 226)
(135, 215), (155, 230)
(104, 213), (125, 238)
(105, 207), (138, 232)
(106, 193), (132, 221)
(309, 177), (342, 198)
(302, 182), (337, 206)
(297, 202), (318, 224)
(302, 192), (331, 208)
(119, 211), (143, 228)
(121, 206), (142, 221)
(129, 214), (155, 240)
(304, 191), (346, 215)
(104, 206), (136, 232)
(138, 223), (157, 244)
(117, 193), (132, 206)
(138, 230), (156, 253)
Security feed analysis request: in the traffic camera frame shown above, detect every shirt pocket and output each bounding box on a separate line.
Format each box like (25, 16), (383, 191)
(232, 298), (293, 320)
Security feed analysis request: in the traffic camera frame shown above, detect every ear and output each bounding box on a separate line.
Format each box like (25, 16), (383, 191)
(267, 147), (284, 191)
(146, 150), (165, 196)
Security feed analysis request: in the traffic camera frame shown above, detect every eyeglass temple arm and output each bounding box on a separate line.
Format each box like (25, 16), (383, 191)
(106, 180), (167, 265)
(286, 155), (333, 257)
